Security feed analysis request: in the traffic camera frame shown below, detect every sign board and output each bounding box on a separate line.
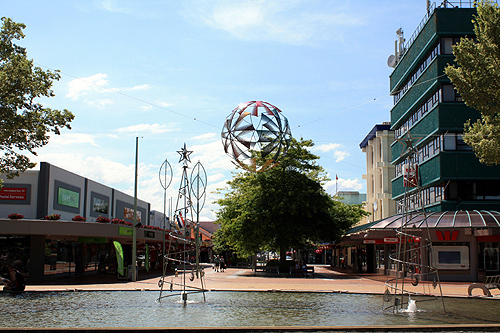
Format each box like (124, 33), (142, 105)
(0, 187), (27, 200)
(384, 237), (399, 243)
(403, 163), (419, 187)
(144, 231), (155, 238)
(124, 207), (141, 222)
(119, 227), (133, 236)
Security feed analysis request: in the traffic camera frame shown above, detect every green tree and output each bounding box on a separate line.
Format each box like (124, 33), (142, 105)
(0, 17), (74, 179)
(213, 138), (367, 269)
(445, 1), (500, 165)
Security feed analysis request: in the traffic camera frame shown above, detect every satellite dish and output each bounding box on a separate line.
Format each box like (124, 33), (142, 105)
(387, 55), (397, 68)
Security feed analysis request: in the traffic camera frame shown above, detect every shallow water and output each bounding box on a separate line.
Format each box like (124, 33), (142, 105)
(0, 291), (499, 328)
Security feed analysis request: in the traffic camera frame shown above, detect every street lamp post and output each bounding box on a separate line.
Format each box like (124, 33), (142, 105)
(132, 136), (140, 282)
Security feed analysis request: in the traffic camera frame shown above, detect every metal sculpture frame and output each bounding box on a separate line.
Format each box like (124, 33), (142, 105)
(157, 144), (207, 304)
(383, 131), (446, 313)
(221, 101), (292, 172)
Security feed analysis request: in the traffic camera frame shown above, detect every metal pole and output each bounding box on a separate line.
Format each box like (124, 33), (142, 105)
(132, 136), (139, 282)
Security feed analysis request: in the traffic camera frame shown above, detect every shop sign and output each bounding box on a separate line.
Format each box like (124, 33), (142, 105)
(436, 230), (459, 241)
(78, 236), (107, 244)
(384, 237), (399, 243)
(363, 239), (383, 244)
(119, 227), (133, 236)
(144, 231), (155, 238)
(0, 187), (27, 200)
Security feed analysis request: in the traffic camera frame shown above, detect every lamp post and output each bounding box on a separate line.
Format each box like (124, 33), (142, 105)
(132, 136), (140, 282)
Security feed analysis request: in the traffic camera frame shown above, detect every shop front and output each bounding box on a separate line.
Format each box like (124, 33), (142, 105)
(341, 211), (500, 282)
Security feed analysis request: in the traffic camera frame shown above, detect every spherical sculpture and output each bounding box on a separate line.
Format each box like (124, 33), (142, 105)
(221, 101), (292, 172)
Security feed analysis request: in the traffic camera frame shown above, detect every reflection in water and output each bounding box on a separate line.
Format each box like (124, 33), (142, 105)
(0, 291), (499, 328)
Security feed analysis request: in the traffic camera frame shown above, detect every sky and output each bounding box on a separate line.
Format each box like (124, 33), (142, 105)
(4, 0), (429, 221)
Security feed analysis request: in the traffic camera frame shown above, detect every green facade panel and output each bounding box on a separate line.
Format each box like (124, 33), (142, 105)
(390, 16), (438, 92)
(435, 8), (476, 36)
(391, 63), (440, 126)
(389, 8), (475, 93)
(439, 104), (481, 132)
(439, 152), (500, 180)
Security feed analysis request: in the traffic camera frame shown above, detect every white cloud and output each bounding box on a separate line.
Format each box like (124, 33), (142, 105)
(334, 150), (350, 162)
(314, 143), (341, 152)
(125, 84), (151, 91)
(312, 143), (350, 162)
(84, 98), (114, 109)
(192, 133), (217, 141)
(187, 0), (365, 45)
(66, 73), (109, 100)
(115, 123), (175, 134)
(47, 133), (99, 147)
(324, 177), (363, 195)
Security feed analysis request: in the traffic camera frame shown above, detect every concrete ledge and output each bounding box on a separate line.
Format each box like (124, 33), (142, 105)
(3, 324), (500, 332)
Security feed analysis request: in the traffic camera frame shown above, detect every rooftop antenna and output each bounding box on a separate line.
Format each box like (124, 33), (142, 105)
(387, 28), (405, 68)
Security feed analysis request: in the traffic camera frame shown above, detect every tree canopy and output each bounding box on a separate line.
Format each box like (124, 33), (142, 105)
(0, 17), (74, 178)
(213, 138), (368, 263)
(444, 1), (500, 165)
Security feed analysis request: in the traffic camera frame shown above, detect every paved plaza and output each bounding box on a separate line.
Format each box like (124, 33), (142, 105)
(25, 265), (500, 299)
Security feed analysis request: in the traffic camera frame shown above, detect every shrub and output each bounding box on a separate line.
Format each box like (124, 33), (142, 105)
(72, 215), (86, 222)
(7, 213), (24, 219)
(44, 214), (61, 220)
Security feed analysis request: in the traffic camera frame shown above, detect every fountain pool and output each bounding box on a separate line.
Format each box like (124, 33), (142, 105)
(1, 291), (499, 328)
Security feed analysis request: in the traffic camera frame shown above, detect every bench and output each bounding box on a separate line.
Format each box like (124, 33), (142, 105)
(289, 266), (315, 277)
(468, 275), (500, 297)
(254, 265), (280, 275)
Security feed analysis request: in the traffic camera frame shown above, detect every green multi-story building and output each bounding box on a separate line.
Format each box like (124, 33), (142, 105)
(390, 4), (500, 213)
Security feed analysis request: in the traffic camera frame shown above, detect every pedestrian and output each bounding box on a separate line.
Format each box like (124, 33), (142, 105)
(220, 257), (225, 272)
(214, 255), (220, 272)
(2, 264), (25, 292)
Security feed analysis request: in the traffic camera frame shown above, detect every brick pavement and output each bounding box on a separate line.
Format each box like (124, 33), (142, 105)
(24, 265), (500, 299)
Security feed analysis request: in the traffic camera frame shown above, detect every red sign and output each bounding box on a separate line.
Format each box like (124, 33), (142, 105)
(0, 187), (27, 200)
(436, 230), (459, 241)
(403, 163), (418, 187)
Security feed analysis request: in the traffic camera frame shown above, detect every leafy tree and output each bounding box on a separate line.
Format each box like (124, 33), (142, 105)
(445, 1), (500, 165)
(0, 17), (74, 179)
(213, 138), (367, 269)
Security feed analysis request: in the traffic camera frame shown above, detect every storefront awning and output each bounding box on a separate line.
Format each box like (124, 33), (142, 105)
(368, 210), (500, 230)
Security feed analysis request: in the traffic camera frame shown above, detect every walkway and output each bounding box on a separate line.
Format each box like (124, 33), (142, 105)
(25, 265), (500, 299)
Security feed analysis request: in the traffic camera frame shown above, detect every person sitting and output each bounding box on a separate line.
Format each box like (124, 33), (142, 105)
(301, 263), (308, 278)
(2, 265), (25, 292)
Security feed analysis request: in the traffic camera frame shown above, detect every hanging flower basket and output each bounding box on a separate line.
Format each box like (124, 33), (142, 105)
(45, 214), (61, 221)
(72, 215), (86, 222)
(7, 213), (24, 220)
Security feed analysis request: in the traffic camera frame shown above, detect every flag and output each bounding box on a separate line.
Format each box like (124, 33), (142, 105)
(176, 212), (185, 228)
(336, 174), (338, 181)
(113, 241), (124, 277)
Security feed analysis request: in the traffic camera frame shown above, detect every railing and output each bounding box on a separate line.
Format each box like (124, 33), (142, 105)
(401, 0), (497, 57)
(401, 2), (436, 56)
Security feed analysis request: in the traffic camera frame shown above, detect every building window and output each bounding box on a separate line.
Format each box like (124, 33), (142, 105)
(396, 185), (444, 213)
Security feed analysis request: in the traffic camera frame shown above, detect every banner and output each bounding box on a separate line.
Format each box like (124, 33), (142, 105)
(113, 241), (125, 276)
(403, 163), (419, 187)
(145, 245), (150, 272)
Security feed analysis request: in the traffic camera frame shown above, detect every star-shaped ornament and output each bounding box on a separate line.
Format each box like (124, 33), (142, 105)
(177, 143), (193, 164)
(395, 131), (422, 157)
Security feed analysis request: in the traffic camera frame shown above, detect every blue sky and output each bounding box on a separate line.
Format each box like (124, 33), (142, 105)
(5, 0), (427, 220)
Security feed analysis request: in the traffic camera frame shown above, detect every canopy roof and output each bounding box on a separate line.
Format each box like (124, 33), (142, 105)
(367, 210), (500, 230)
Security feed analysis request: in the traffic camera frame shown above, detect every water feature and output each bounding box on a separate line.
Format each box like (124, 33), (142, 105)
(1, 291), (499, 328)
